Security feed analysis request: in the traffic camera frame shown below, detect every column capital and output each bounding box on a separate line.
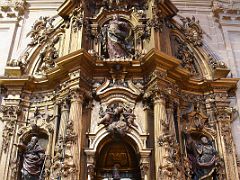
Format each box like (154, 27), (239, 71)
(60, 98), (70, 111)
(152, 91), (167, 104)
(70, 88), (84, 103)
(166, 100), (174, 110)
(0, 105), (22, 120)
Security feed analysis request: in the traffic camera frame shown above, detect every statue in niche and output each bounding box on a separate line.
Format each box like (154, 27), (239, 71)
(112, 164), (121, 180)
(98, 103), (138, 135)
(186, 134), (217, 180)
(101, 14), (134, 59)
(16, 136), (45, 180)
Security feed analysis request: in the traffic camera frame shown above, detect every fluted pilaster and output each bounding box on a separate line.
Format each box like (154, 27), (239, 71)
(68, 89), (83, 179)
(153, 92), (167, 179)
(59, 99), (70, 138)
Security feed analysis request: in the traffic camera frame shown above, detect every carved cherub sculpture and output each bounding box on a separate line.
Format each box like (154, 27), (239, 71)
(98, 104), (138, 135)
(124, 107), (138, 128)
(98, 106), (114, 126)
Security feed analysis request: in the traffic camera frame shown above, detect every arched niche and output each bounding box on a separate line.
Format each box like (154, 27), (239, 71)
(87, 10), (149, 61)
(95, 135), (141, 179)
(16, 130), (49, 180)
(14, 124), (54, 180)
(99, 15), (135, 59)
(183, 130), (218, 180)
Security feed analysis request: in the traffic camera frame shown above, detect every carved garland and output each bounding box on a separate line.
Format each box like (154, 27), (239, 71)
(0, 106), (21, 153)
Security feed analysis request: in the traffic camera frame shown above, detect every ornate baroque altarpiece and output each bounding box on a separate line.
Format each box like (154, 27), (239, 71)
(0, 0), (239, 179)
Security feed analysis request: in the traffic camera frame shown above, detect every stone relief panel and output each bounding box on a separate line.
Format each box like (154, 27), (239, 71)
(97, 103), (138, 136)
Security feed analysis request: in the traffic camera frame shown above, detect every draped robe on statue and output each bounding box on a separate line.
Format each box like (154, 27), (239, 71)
(20, 137), (45, 180)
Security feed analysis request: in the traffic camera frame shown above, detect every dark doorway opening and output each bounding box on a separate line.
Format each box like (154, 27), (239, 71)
(95, 136), (141, 180)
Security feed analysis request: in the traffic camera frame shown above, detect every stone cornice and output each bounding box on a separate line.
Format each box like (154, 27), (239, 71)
(0, 48), (238, 94)
(27, 0), (64, 11)
(57, 0), (77, 18)
(142, 49), (238, 93)
(212, 0), (240, 24)
(0, 0), (27, 21)
(0, 49), (94, 91)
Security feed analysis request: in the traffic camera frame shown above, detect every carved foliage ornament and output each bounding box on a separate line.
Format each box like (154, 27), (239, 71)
(71, 7), (84, 32)
(27, 16), (55, 47)
(180, 16), (203, 47)
(174, 37), (199, 75)
(221, 123), (233, 153)
(0, 0), (27, 20)
(208, 55), (227, 69)
(37, 35), (60, 73)
(51, 97), (77, 178)
(0, 106), (21, 153)
(157, 133), (181, 178)
(27, 107), (54, 127)
(2, 120), (15, 153)
(147, 5), (164, 32)
(157, 125), (181, 177)
(7, 51), (29, 68)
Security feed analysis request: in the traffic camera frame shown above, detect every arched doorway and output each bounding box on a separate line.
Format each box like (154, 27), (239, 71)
(95, 136), (141, 180)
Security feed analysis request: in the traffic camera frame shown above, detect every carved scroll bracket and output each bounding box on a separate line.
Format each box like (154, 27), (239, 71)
(70, 6), (84, 32)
